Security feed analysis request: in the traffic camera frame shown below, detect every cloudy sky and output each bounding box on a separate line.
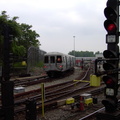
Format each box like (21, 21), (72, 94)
(0, 0), (107, 54)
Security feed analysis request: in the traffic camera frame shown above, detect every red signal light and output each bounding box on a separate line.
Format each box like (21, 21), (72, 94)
(44, 65), (47, 68)
(59, 65), (63, 68)
(106, 78), (114, 85)
(103, 76), (115, 87)
(104, 20), (117, 34)
(107, 24), (116, 31)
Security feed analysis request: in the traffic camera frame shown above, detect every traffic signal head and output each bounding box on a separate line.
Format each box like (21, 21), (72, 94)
(103, 49), (117, 58)
(102, 98), (118, 112)
(103, 49), (118, 71)
(104, 0), (118, 35)
(102, 75), (118, 97)
(102, 0), (119, 112)
(104, 7), (117, 20)
(104, 20), (117, 34)
(103, 62), (115, 71)
(102, 46), (119, 97)
(107, 0), (118, 8)
(103, 76), (115, 88)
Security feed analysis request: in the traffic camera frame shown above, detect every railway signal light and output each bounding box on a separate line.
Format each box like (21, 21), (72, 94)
(104, 20), (117, 34)
(102, 45), (119, 98)
(102, 0), (119, 113)
(102, 47), (119, 112)
(104, 0), (118, 35)
(103, 49), (118, 71)
(102, 98), (118, 112)
(102, 75), (118, 97)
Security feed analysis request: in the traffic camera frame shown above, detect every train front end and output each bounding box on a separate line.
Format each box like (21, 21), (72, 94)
(43, 53), (64, 77)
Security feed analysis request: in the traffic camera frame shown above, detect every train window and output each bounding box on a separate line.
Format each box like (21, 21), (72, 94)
(50, 56), (55, 63)
(57, 56), (62, 63)
(44, 56), (48, 63)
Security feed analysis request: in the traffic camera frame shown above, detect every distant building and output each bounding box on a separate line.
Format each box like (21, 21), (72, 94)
(95, 53), (103, 59)
(75, 57), (96, 66)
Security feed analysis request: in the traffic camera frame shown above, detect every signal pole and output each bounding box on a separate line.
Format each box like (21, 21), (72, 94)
(73, 36), (75, 57)
(96, 0), (120, 119)
(1, 24), (14, 120)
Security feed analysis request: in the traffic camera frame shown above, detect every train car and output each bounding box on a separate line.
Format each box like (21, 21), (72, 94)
(43, 52), (75, 77)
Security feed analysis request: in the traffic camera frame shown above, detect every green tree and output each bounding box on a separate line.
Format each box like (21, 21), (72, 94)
(68, 50), (95, 57)
(0, 11), (40, 62)
(95, 51), (102, 55)
(18, 23), (40, 49)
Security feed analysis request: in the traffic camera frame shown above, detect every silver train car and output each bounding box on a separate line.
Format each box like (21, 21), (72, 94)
(43, 52), (75, 77)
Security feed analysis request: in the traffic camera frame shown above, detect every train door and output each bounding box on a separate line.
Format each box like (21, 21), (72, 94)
(50, 56), (55, 70)
(44, 56), (49, 71)
(65, 56), (67, 69)
(56, 56), (63, 71)
(62, 56), (65, 71)
(69, 57), (72, 68)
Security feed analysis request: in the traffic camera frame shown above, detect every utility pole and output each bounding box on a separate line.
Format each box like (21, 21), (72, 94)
(73, 36), (75, 57)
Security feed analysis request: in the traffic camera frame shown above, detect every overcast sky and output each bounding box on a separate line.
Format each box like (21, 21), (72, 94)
(0, 0), (108, 54)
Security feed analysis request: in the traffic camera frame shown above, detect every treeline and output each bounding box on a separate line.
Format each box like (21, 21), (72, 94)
(0, 11), (40, 63)
(68, 50), (102, 57)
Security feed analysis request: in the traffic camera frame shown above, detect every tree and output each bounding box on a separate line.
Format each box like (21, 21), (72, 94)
(18, 23), (40, 49)
(68, 50), (95, 57)
(0, 11), (40, 62)
(95, 51), (102, 55)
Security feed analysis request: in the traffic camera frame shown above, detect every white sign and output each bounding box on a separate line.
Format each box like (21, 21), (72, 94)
(106, 88), (114, 96)
(107, 35), (116, 43)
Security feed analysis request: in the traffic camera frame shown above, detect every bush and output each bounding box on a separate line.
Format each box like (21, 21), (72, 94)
(36, 61), (44, 68)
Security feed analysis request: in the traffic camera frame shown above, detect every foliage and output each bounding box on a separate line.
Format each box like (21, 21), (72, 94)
(95, 51), (102, 55)
(36, 61), (44, 68)
(18, 23), (40, 49)
(68, 50), (96, 57)
(12, 41), (26, 57)
(0, 11), (40, 62)
(13, 62), (25, 67)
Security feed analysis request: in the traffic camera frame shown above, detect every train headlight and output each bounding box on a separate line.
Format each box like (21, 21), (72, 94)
(59, 65), (63, 70)
(44, 65), (47, 68)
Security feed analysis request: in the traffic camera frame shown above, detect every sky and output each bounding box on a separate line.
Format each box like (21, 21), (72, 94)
(0, 0), (108, 54)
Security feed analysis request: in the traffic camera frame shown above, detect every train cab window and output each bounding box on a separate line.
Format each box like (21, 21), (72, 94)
(57, 56), (62, 63)
(50, 56), (55, 63)
(44, 56), (48, 63)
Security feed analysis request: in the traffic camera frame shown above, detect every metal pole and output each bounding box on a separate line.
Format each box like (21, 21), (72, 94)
(41, 83), (45, 118)
(1, 24), (14, 120)
(73, 36), (75, 57)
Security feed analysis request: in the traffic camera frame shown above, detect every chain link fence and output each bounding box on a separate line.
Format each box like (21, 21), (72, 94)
(27, 46), (46, 74)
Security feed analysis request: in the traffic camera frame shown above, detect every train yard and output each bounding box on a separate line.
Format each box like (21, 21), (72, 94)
(0, 63), (108, 120)
(1, 1), (120, 119)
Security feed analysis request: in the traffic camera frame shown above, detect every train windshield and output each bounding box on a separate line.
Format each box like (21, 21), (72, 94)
(44, 56), (49, 63)
(50, 56), (55, 63)
(57, 56), (62, 63)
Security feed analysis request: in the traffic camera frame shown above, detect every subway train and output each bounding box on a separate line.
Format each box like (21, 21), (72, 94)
(43, 52), (75, 77)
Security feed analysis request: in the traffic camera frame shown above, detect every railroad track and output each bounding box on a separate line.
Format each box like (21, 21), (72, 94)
(14, 66), (102, 111)
(12, 74), (48, 86)
(1, 65), (105, 119)
(79, 107), (105, 120)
